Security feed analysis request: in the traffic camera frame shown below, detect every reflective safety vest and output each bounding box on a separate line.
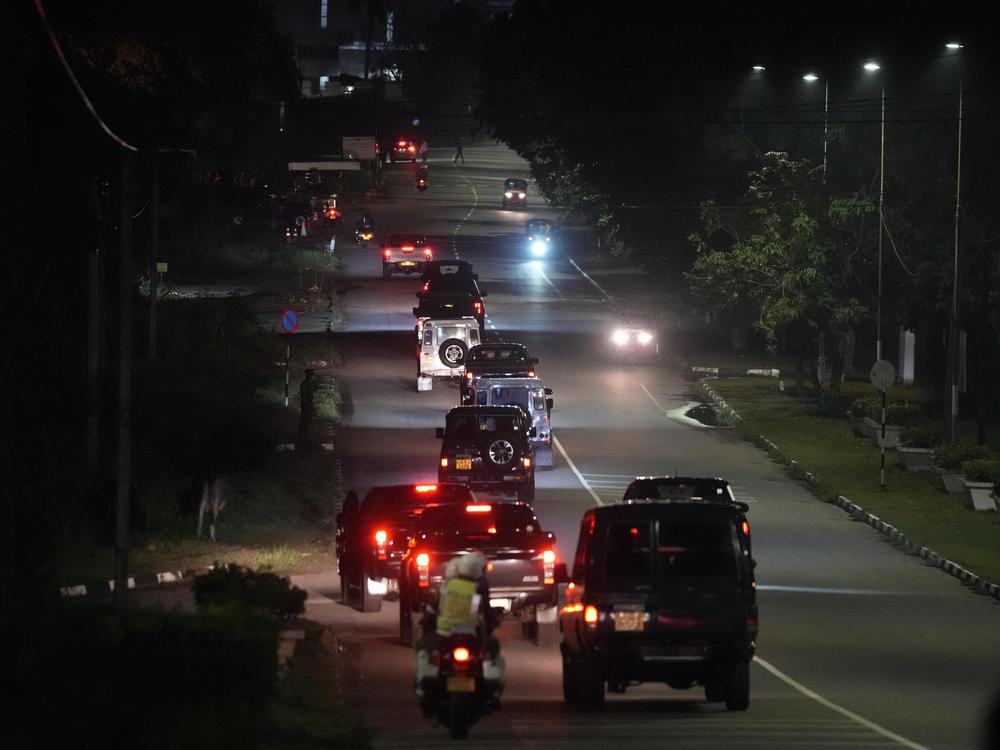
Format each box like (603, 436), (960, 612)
(436, 577), (480, 636)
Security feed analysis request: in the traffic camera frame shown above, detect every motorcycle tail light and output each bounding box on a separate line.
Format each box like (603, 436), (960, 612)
(584, 605), (599, 625)
(452, 647), (470, 662)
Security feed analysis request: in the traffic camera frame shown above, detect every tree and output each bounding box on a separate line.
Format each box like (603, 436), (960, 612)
(689, 152), (876, 398)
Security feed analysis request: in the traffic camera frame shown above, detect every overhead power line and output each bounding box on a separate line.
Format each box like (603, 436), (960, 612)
(33, 0), (137, 153)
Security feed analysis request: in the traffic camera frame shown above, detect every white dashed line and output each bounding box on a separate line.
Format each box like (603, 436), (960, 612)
(640, 383), (665, 411)
(753, 657), (933, 750)
(537, 267), (566, 300)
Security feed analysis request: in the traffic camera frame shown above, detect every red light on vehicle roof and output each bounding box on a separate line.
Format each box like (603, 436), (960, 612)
(398, 140), (407, 146)
(415, 484), (437, 493)
(630, 527), (639, 536)
(466, 504), (492, 513)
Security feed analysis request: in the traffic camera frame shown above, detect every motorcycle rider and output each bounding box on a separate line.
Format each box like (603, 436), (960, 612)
(354, 213), (374, 243)
(414, 552), (504, 712)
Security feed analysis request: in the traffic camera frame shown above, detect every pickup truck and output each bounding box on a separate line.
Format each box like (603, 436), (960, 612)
(397, 501), (562, 646)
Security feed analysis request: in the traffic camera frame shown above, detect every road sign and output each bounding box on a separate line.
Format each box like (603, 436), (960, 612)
(156, 261), (168, 273)
(870, 359), (895, 391)
(281, 309), (299, 334)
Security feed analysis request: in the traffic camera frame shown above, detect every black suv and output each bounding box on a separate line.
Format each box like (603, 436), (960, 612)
(460, 343), (537, 404)
(420, 260), (478, 282)
(336, 483), (474, 612)
(623, 477), (737, 504)
(436, 406), (536, 502)
(559, 501), (757, 710)
(418, 277), (487, 328)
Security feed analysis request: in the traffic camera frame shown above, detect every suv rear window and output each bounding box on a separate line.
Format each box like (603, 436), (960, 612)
(602, 520), (738, 584)
(625, 479), (734, 503)
(417, 504), (542, 542)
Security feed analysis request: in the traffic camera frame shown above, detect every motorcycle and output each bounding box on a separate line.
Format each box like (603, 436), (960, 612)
(354, 226), (375, 247)
(416, 177), (428, 193)
(417, 634), (503, 739)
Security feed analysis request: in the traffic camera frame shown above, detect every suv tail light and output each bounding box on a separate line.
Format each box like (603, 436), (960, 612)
(522, 456), (532, 469)
(741, 519), (750, 537)
(473, 301), (483, 313)
(440, 457), (449, 468)
(384, 248), (391, 259)
(542, 549), (556, 584)
(584, 605), (599, 625)
(374, 529), (388, 560)
(424, 248), (432, 258)
(416, 552), (430, 587)
(452, 646), (470, 662)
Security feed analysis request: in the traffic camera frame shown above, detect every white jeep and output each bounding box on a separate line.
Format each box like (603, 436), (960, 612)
(470, 376), (554, 468)
(417, 317), (481, 391)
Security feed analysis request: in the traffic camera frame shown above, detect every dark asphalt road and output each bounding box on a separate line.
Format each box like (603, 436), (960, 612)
(231, 144), (1000, 749)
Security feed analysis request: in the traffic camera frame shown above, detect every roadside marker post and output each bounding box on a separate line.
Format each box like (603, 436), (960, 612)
(870, 360), (896, 490)
(281, 310), (299, 407)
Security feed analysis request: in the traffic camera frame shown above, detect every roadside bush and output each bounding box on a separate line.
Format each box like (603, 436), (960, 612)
(17, 602), (278, 750)
(886, 401), (924, 427)
(960, 459), (1000, 483)
(900, 424), (942, 449)
(849, 396), (880, 419)
(934, 442), (993, 471)
(193, 563), (307, 621)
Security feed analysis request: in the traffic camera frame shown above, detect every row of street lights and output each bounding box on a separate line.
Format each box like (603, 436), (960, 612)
(751, 43), (965, 441)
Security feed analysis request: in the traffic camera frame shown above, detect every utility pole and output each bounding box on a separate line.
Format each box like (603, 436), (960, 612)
(114, 152), (134, 613)
(149, 153), (159, 359)
(947, 83), (964, 443)
(875, 86), (885, 363)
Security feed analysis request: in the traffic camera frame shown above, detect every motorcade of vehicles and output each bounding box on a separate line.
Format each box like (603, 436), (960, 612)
(418, 276), (487, 329)
(414, 293), (480, 349)
(609, 311), (660, 361)
(418, 631), (502, 739)
(525, 219), (555, 257)
(383, 233), (432, 278)
(460, 343), (537, 405)
(417, 317), (482, 390)
(335, 482), (475, 613)
(390, 138), (418, 163)
(469, 376), (554, 468)
(559, 501), (757, 710)
(420, 259), (478, 283)
(399, 501), (562, 647)
(436, 406), (536, 502)
(502, 178), (528, 209)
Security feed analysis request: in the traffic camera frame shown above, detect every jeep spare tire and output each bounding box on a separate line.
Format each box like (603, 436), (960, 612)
(484, 433), (520, 466)
(438, 338), (468, 368)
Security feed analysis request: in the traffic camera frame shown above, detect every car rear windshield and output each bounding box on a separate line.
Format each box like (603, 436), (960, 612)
(469, 346), (528, 362)
(446, 414), (521, 443)
(435, 325), (478, 344)
(363, 485), (471, 513)
(625, 479), (733, 502)
(389, 235), (423, 246)
(602, 520), (738, 584)
(417, 505), (542, 541)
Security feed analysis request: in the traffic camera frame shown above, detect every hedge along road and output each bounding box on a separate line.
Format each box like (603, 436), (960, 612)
(290, 142), (1000, 750)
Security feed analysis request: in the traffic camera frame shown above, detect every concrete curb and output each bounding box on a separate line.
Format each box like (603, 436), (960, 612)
(568, 258), (612, 301)
(692, 365), (781, 378)
(706, 380), (1000, 603)
(60, 568), (208, 598)
(698, 379), (742, 426)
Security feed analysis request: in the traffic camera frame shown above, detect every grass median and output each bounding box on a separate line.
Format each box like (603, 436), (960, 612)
(710, 377), (1000, 585)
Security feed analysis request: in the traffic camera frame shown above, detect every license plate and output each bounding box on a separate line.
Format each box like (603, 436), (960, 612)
(455, 458), (472, 470)
(613, 611), (646, 632)
(447, 676), (476, 693)
(401, 261), (416, 267)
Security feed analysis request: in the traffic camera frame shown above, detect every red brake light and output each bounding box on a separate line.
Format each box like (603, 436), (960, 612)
(384, 249), (391, 258)
(741, 519), (750, 537)
(542, 550), (556, 565)
(487, 526), (497, 535)
(408, 145), (416, 152)
(416, 552), (430, 568)
(424, 248), (432, 258)
(374, 529), (388, 545)
(527, 370), (536, 377)
(415, 484), (437, 493)
(465, 504), (492, 513)
(440, 458), (449, 468)
(452, 647), (470, 662)
(473, 301), (482, 312)
(584, 605), (599, 624)
(398, 140), (406, 146)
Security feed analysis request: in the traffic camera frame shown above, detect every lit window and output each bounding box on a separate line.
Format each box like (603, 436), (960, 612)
(319, 75), (330, 90)
(319, 0), (328, 28)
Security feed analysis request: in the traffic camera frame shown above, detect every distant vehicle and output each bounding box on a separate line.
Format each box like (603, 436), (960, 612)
(335, 483), (475, 612)
(436, 405), (536, 502)
(525, 219), (554, 256)
(559, 501), (757, 710)
(470, 375), (553, 468)
(421, 260), (478, 282)
(502, 178), (528, 209)
(460, 343), (537, 404)
(419, 276), (487, 328)
(609, 312), (659, 361)
(399, 501), (561, 646)
(417, 316), (482, 389)
(383, 233), (432, 278)
(416, 165), (429, 192)
(391, 139), (418, 163)
(623, 477), (738, 504)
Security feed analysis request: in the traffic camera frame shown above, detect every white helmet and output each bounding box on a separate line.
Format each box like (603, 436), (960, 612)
(447, 552), (486, 581)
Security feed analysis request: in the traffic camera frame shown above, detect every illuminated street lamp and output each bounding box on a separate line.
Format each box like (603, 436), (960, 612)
(752, 65), (766, 71)
(863, 60), (886, 362)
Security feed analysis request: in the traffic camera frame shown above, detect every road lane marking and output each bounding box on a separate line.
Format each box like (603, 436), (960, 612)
(537, 267), (566, 300)
(753, 656), (933, 750)
(640, 383), (665, 411)
(552, 433), (603, 506)
(568, 257), (611, 300)
(451, 163), (480, 258)
(757, 584), (929, 595)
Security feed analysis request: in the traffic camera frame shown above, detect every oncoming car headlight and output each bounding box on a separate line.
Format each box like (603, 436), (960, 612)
(612, 329), (629, 345)
(518, 192), (526, 199)
(504, 191), (513, 198)
(637, 331), (653, 345)
(531, 240), (547, 256)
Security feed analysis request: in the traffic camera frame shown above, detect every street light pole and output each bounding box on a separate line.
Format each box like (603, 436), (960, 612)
(822, 79), (829, 183)
(948, 81), (964, 443)
(876, 84), (885, 362)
